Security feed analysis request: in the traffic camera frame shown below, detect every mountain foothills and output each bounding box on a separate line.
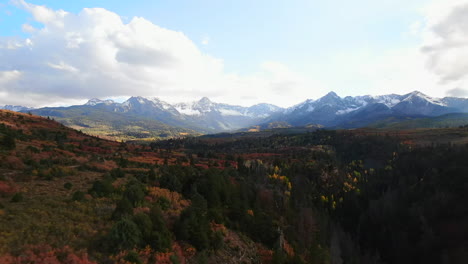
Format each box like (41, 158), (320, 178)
(4, 91), (466, 141)
(0, 110), (467, 263)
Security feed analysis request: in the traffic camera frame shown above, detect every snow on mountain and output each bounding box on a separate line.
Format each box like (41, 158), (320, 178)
(285, 91), (352, 117)
(173, 97), (216, 116)
(0, 105), (35, 112)
(316, 91), (341, 104)
(113, 95), (282, 121)
(80, 96), (284, 132)
(7, 90), (466, 136)
(218, 108), (244, 116)
(173, 98), (282, 118)
(70, 91), (468, 132)
(400, 91), (446, 106)
(120, 96), (180, 117)
(284, 91), (452, 116)
(336, 107), (360, 115)
(372, 94), (402, 107)
(174, 104), (202, 116)
(246, 103), (283, 118)
(390, 91), (451, 116)
(277, 90), (468, 127)
(85, 98), (115, 106)
(285, 99), (315, 114)
(150, 97), (175, 111)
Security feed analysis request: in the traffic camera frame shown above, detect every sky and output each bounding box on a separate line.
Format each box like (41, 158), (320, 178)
(0, 0), (468, 107)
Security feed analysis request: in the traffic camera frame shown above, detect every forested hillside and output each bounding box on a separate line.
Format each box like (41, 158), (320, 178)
(0, 110), (467, 263)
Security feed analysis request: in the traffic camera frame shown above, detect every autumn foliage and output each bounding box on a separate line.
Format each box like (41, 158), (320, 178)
(0, 245), (96, 264)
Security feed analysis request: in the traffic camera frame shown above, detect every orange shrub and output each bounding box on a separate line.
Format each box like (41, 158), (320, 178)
(3, 156), (25, 170)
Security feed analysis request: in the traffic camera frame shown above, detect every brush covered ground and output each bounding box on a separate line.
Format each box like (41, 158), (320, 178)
(0, 109), (467, 264)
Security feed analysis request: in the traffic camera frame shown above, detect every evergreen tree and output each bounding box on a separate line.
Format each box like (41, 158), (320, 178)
(112, 197), (133, 220)
(124, 180), (146, 207)
(147, 205), (172, 251)
(1, 133), (16, 150)
(175, 192), (210, 250)
(108, 217), (143, 251)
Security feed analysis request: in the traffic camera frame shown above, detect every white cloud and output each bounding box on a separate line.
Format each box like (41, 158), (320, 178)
(47, 61), (79, 73)
(0, 1), (319, 108)
(421, 0), (468, 96)
(21, 23), (36, 33)
(0, 70), (22, 85)
(326, 0), (468, 99)
(201, 36), (210, 45)
(13, 0), (67, 27)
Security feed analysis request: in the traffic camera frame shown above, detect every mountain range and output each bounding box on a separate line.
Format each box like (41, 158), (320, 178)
(8, 90), (468, 140)
(0, 105), (34, 112)
(264, 91), (468, 128)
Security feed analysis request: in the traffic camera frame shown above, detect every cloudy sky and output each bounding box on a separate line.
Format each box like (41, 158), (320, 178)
(0, 0), (468, 107)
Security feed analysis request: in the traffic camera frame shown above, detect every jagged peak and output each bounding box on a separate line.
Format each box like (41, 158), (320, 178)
(315, 91), (342, 105)
(130, 96), (146, 100)
(194, 97), (215, 110)
(128, 96), (153, 103)
(406, 90), (427, 97)
(85, 98), (115, 106)
(85, 98), (98, 105)
(198, 97), (212, 104)
(399, 90), (447, 106)
(315, 91), (341, 103)
(122, 96), (149, 107)
(325, 91), (339, 97)
(0, 105), (34, 111)
(403, 90), (432, 100)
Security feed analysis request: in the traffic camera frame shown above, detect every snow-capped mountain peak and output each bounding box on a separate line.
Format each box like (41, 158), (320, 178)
(275, 90), (468, 127)
(69, 91), (468, 132)
(150, 97), (174, 110)
(323, 91), (339, 98)
(0, 105), (35, 112)
(401, 91), (446, 106)
(190, 97), (216, 112)
(198, 97), (212, 105)
(13, 91), (468, 134)
(317, 91), (341, 103)
(123, 96), (148, 105)
(371, 94), (402, 107)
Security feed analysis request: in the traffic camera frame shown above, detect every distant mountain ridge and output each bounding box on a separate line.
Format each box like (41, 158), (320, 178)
(16, 90), (468, 139)
(76, 96), (282, 132)
(0, 105), (35, 112)
(26, 96), (284, 140)
(266, 91), (468, 128)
